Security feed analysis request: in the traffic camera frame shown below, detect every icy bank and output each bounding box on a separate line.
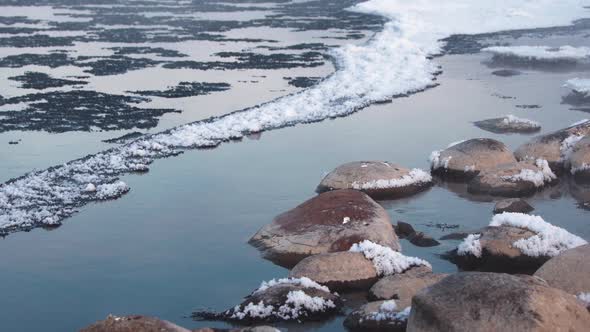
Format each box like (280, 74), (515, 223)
(1, 0), (588, 234)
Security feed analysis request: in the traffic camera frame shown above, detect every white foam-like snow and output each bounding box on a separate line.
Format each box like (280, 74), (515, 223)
(572, 163), (590, 175)
(366, 300), (411, 322)
(500, 159), (556, 187)
(254, 277), (331, 295)
(561, 135), (585, 161)
(577, 292), (590, 307)
(457, 234), (482, 258)
(483, 45), (590, 61)
(501, 115), (540, 128)
(571, 119), (590, 127)
(2, 0), (588, 233)
(564, 78), (590, 95)
(489, 212), (587, 257)
(350, 240), (431, 276)
(351, 168), (432, 190)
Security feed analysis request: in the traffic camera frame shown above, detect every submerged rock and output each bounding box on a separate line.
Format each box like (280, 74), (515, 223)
(491, 69), (522, 77)
(570, 136), (590, 182)
(80, 315), (191, 332)
(369, 265), (445, 301)
(473, 115), (541, 134)
(407, 232), (440, 247)
(317, 161), (433, 199)
(534, 244), (590, 295)
(493, 199), (534, 214)
(407, 272), (590, 332)
(343, 300), (410, 332)
(394, 221), (415, 238)
(249, 190), (399, 268)
(467, 160), (556, 197)
(430, 138), (516, 180)
(289, 252), (378, 291)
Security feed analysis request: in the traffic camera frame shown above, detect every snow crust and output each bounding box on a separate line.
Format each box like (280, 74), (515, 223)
(565, 78), (590, 94)
(577, 292), (590, 307)
(483, 45), (590, 60)
(561, 135), (585, 161)
(255, 277), (330, 295)
(350, 240), (431, 276)
(351, 168), (432, 190)
(500, 159), (556, 187)
(2, 0), (587, 233)
(367, 300), (411, 322)
(501, 115), (540, 128)
(457, 234), (482, 258)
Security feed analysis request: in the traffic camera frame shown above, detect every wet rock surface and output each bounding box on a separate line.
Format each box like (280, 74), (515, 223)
(534, 244), (590, 295)
(467, 161), (555, 197)
(408, 272), (590, 332)
(473, 116), (540, 134)
(493, 199), (534, 214)
(368, 265), (445, 301)
(249, 189), (399, 268)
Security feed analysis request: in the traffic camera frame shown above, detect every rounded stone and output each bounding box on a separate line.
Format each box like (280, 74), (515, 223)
(493, 199), (534, 214)
(473, 116), (541, 134)
(80, 315), (191, 332)
(467, 161), (554, 197)
(369, 266), (445, 301)
(534, 244), (590, 295)
(343, 300), (410, 332)
(317, 161), (433, 199)
(249, 189), (399, 268)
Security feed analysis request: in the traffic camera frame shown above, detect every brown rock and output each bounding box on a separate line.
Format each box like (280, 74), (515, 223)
(369, 266), (445, 301)
(431, 138), (516, 180)
(570, 137), (590, 182)
(249, 190), (399, 268)
(467, 161), (555, 197)
(80, 315), (191, 332)
(343, 300), (410, 332)
(407, 232), (440, 247)
(289, 252), (378, 291)
(408, 272), (590, 332)
(493, 199), (534, 214)
(395, 221), (416, 238)
(473, 116), (541, 134)
(317, 161), (432, 199)
(534, 244), (590, 295)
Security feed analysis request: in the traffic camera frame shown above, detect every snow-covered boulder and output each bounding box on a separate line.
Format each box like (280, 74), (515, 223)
(450, 213), (587, 273)
(369, 265), (446, 301)
(563, 78), (590, 106)
(289, 252), (378, 291)
(493, 198), (534, 214)
(474, 115), (541, 134)
(570, 136), (590, 182)
(407, 272), (590, 331)
(80, 315), (191, 332)
(249, 190), (399, 268)
(343, 300), (410, 332)
(534, 244), (590, 295)
(317, 161), (433, 199)
(514, 119), (590, 172)
(193, 278), (341, 323)
(467, 160), (556, 197)
(430, 138), (516, 180)
(349, 240), (431, 277)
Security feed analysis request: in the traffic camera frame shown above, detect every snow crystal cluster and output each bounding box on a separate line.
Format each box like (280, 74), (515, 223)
(367, 300), (411, 322)
(429, 150), (451, 170)
(500, 159), (556, 187)
(350, 240), (431, 276)
(561, 135), (585, 162)
(483, 45), (590, 61)
(457, 234), (482, 258)
(254, 277), (330, 295)
(501, 115), (540, 129)
(577, 292), (590, 307)
(489, 212), (587, 257)
(565, 78), (590, 95)
(351, 168), (432, 190)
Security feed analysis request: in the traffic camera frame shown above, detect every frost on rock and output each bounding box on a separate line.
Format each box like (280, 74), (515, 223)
(483, 45), (590, 61)
(565, 78), (590, 95)
(501, 115), (540, 129)
(500, 159), (556, 187)
(571, 163), (590, 174)
(457, 234), (482, 258)
(367, 300), (411, 322)
(254, 277), (330, 295)
(489, 212), (587, 257)
(561, 135), (585, 161)
(351, 168), (432, 190)
(577, 292), (590, 307)
(349, 240), (431, 276)
(429, 150), (451, 170)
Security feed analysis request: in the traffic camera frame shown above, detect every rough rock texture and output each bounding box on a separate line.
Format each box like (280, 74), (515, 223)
(431, 138), (517, 180)
(317, 161), (432, 199)
(534, 244), (590, 295)
(473, 117), (541, 134)
(570, 137), (590, 182)
(289, 252), (378, 291)
(343, 300), (410, 332)
(493, 199), (534, 214)
(369, 266), (445, 301)
(249, 190), (399, 268)
(467, 162), (554, 197)
(407, 272), (590, 332)
(80, 315), (191, 332)
(514, 120), (590, 172)
(450, 226), (549, 274)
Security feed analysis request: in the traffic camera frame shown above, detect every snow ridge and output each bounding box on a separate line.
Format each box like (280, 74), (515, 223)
(350, 240), (431, 276)
(351, 168), (432, 190)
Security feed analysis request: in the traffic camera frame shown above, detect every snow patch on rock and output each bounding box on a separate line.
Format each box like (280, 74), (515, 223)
(351, 168), (432, 190)
(350, 240), (431, 276)
(457, 234), (482, 258)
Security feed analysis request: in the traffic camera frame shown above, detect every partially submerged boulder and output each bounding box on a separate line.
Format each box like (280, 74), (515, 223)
(369, 265), (446, 301)
(514, 119), (590, 172)
(493, 198), (534, 214)
(80, 315), (191, 332)
(467, 160), (556, 197)
(193, 278), (341, 323)
(570, 136), (590, 182)
(406, 232), (440, 247)
(430, 138), (517, 180)
(407, 272), (590, 331)
(534, 244), (590, 295)
(289, 252), (378, 291)
(317, 161), (432, 199)
(474, 115), (541, 134)
(343, 300), (411, 332)
(249, 190), (399, 268)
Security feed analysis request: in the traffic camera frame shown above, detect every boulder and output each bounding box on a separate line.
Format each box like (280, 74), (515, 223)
(473, 115), (540, 134)
(450, 226), (549, 274)
(514, 120), (590, 172)
(394, 221), (416, 238)
(249, 190), (399, 268)
(369, 265), (445, 301)
(80, 315), (191, 332)
(317, 161), (433, 199)
(467, 161), (555, 197)
(534, 244), (590, 295)
(570, 136), (590, 182)
(343, 300), (410, 332)
(289, 252), (378, 291)
(407, 272), (590, 331)
(430, 138), (517, 180)
(407, 232), (440, 247)
(493, 199), (534, 214)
